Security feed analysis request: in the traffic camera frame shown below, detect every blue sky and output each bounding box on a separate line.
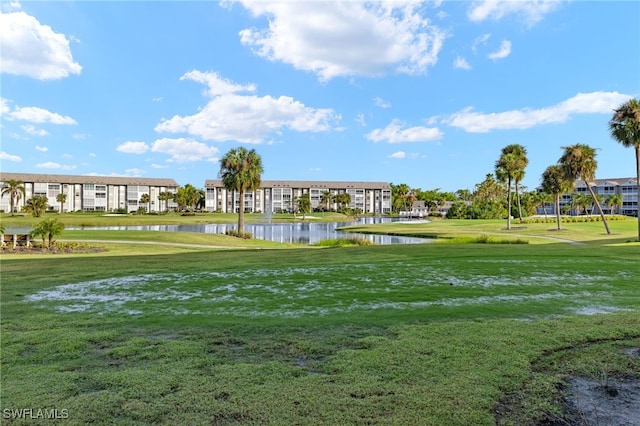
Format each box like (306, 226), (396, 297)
(1, 0), (638, 192)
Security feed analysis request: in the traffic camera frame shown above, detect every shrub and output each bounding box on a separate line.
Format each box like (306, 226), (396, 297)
(225, 229), (252, 239)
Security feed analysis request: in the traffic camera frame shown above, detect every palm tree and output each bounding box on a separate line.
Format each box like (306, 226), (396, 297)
(24, 196), (48, 217)
(56, 193), (67, 213)
(541, 165), (573, 230)
(140, 193), (151, 213)
(1, 179), (26, 215)
(295, 193), (311, 220)
(609, 97), (640, 240)
(335, 192), (351, 211)
(571, 192), (591, 216)
(29, 217), (65, 248)
(219, 147), (263, 235)
(158, 191), (174, 212)
(495, 144), (528, 229)
(605, 194), (623, 215)
(534, 191), (553, 218)
(320, 191), (333, 211)
(559, 144), (611, 234)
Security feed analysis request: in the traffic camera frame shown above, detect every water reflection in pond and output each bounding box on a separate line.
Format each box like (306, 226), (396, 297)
(75, 217), (431, 245)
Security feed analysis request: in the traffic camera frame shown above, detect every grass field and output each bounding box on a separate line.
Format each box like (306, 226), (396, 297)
(1, 215), (639, 424)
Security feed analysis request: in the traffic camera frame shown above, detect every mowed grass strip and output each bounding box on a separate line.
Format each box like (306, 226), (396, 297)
(340, 216), (640, 245)
(1, 242), (639, 424)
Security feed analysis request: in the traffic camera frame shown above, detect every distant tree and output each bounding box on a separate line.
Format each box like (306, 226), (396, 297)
(30, 217), (65, 248)
(1, 179), (26, 215)
(24, 195), (48, 217)
(559, 144), (611, 234)
(320, 191), (333, 211)
(609, 97), (640, 240)
(495, 144), (528, 229)
(140, 193), (151, 213)
(533, 191), (553, 218)
(158, 191), (174, 212)
(541, 165), (573, 230)
(56, 193), (67, 213)
(335, 192), (351, 211)
(295, 193), (311, 220)
(571, 192), (591, 216)
(391, 183), (410, 213)
(219, 147), (263, 235)
(605, 194), (623, 215)
(455, 189), (473, 201)
(472, 173), (507, 219)
(445, 201), (468, 219)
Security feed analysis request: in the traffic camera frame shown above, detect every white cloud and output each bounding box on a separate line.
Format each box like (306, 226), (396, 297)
(367, 119), (443, 143)
(156, 71), (340, 143)
(124, 168), (144, 177)
(151, 163), (168, 169)
(151, 137), (219, 163)
(36, 161), (75, 170)
(6, 105), (77, 124)
(116, 141), (149, 154)
(152, 97), (163, 103)
(0, 151), (22, 162)
(373, 97), (391, 108)
(0, 11), (81, 80)
(73, 133), (90, 140)
(442, 91), (633, 133)
(236, 1), (447, 81)
(467, 0), (562, 26)
(35, 145), (48, 152)
(488, 40), (511, 60)
(1, 1), (20, 12)
(453, 55), (471, 70)
(389, 151), (406, 159)
(0, 98), (10, 115)
(21, 124), (49, 136)
(472, 33), (491, 53)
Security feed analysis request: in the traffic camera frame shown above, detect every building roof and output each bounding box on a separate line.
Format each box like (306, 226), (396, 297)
(205, 179), (391, 190)
(0, 172), (179, 187)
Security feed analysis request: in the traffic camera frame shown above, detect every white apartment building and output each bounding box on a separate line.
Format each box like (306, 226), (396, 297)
(538, 177), (638, 216)
(0, 173), (179, 213)
(205, 180), (392, 214)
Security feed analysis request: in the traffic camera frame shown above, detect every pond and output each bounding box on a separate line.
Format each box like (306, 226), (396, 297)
(71, 217), (431, 245)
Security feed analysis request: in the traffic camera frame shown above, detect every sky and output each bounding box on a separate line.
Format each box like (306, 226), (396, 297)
(1, 0), (639, 193)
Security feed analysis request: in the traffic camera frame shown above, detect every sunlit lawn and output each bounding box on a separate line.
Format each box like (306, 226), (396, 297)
(1, 232), (639, 424)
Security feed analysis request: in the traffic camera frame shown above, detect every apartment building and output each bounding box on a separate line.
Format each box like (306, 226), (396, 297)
(204, 180), (392, 214)
(0, 173), (179, 213)
(538, 177), (638, 216)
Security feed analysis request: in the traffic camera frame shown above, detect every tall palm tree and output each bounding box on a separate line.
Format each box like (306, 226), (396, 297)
(541, 165), (573, 230)
(559, 144), (611, 234)
(609, 97), (640, 240)
(56, 193), (67, 213)
(504, 145), (528, 221)
(1, 179), (26, 215)
(495, 144), (528, 229)
(219, 147), (263, 235)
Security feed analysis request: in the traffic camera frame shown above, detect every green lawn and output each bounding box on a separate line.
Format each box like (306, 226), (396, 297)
(1, 216), (639, 424)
